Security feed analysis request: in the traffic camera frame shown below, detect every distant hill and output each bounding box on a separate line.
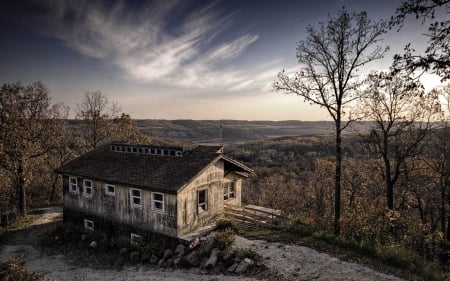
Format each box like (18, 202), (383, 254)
(135, 120), (370, 143)
(65, 119), (370, 144)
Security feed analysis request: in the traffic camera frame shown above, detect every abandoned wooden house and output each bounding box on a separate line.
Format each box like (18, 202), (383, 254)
(55, 143), (252, 245)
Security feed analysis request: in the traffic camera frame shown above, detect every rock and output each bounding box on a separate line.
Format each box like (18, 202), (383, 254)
(81, 234), (88, 241)
(130, 251), (141, 263)
(222, 250), (235, 262)
(205, 248), (221, 269)
(173, 255), (183, 267)
(175, 244), (185, 254)
(227, 262), (239, 273)
(141, 251), (151, 262)
(149, 254), (159, 264)
(89, 241), (98, 248)
(166, 257), (174, 267)
(54, 235), (60, 241)
(199, 256), (209, 269)
(119, 247), (128, 256)
(235, 258), (253, 274)
(163, 249), (173, 260)
(158, 259), (166, 268)
(189, 237), (200, 249)
(185, 250), (201, 267)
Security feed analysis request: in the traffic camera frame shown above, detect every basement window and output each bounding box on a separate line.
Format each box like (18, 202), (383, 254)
(69, 177), (78, 194)
(130, 233), (142, 245)
(105, 184), (115, 196)
(83, 180), (93, 197)
(130, 188), (142, 208)
(151, 192), (164, 212)
(198, 189), (208, 214)
(224, 182), (235, 200)
(84, 219), (94, 231)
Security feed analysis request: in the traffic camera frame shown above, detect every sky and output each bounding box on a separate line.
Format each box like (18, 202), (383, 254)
(0, 0), (445, 120)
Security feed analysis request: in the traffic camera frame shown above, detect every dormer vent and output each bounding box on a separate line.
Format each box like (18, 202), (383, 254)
(110, 144), (183, 157)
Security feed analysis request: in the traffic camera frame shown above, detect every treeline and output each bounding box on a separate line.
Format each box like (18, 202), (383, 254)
(0, 84), (176, 216)
(227, 119), (450, 262)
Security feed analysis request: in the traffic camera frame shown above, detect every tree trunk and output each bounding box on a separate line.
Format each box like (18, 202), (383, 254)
(334, 121), (342, 235)
(49, 174), (59, 203)
(17, 164), (26, 215)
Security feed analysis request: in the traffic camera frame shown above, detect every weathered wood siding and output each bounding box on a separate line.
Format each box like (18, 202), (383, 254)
(176, 161), (224, 236)
(63, 175), (177, 237)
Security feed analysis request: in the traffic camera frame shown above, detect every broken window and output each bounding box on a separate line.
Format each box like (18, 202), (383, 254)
(224, 182), (235, 200)
(151, 192), (164, 212)
(130, 188), (141, 208)
(198, 189), (208, 214)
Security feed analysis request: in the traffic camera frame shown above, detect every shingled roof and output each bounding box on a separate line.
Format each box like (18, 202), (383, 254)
(55, 144), (252, 194)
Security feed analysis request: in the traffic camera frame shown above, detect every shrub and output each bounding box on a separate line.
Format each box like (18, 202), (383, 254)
(0, 256), (49, 281)
(212, 228), (236, 250)
(216, 219), (238, 232)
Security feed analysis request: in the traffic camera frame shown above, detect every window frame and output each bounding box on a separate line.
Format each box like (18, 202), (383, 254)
(84, 219), (94, 231)
(151, 192), (164, 212)
(224, 181), (236, 200)
(69, 176), (78, 194)
(83, 179), (93, 197)
(104, 184), (116, 196)
(130, 188), (142, 208)
(130, 233), (142, 245)
(197, 189), (208, 214)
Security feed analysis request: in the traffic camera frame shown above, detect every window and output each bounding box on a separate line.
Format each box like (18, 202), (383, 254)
(224, 182), (235, 200)
(84, 219), (94, 231)
(198, 189), (208, 214)
(69, 177), (78, 194)
(130, 188), (141, 208)
(83, 180), (93, 197)
(105, 184), (115, 196)
(130, 233), (142, 245)
(151, 192), (164, 212)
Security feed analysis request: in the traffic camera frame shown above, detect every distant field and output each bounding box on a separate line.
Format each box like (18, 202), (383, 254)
(135, 120), (370, 143)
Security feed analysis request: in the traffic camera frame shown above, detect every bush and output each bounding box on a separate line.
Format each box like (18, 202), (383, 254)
(0, 256), (49, 281)
(216, 219), (239, 232)
(212, 228), (236, 250)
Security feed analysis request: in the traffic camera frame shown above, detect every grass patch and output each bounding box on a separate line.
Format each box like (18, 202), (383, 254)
(0, 214), (40, 237)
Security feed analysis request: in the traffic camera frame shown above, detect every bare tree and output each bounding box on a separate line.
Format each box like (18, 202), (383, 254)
(273, 8), (387, 234)
(358, 71), (440, 215)
(76, 91), (120, 150)
(0, 82), (67, 215)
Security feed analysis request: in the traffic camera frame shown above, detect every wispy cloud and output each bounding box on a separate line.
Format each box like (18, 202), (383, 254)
(34, 0), (265, 90)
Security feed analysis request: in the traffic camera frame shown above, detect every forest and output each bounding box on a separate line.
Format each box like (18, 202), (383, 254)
(1, 0), (450, 276)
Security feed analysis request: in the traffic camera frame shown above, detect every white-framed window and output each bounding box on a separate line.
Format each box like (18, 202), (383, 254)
(224, 182), (236, 200)
(105, 184), (116, 196)
(130, 233), (142, 245)
(151, 192), (164, 212)
(83, 179), (93, 197)
(69, 176), (78, 194)
(130, 188), (141, 208)
(84, 219), (94, 231)
(198, 189), (208, 214)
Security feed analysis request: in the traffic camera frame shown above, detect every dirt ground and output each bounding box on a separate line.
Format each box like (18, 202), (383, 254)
(0, 208), (406, 281)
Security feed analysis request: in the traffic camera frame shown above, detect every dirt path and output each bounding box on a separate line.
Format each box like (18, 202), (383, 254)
(234, 236), (405, 281)
(0, 209), (406, 281)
